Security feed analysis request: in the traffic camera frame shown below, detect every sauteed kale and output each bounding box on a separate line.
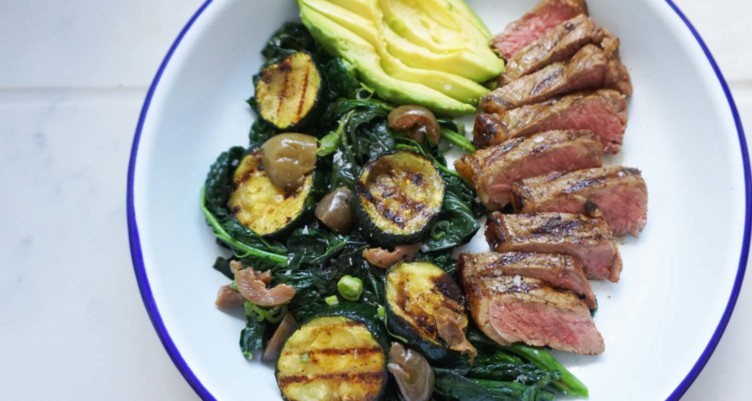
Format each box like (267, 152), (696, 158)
(201, 23), (587, 401)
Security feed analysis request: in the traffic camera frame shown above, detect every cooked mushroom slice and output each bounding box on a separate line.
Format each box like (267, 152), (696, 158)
(363, 244), (422, 269)
(434, 306), (477, 361)
(315, 187), (353, 233)
(388, 105), (441, 144)
(261, 133), (318, 191)
(387, 342), (434, 401)
(214, 285), (246, 308)
(262, 313), (298, 361)
(235, 267), (295, 307)
(231, 261), (271, 284)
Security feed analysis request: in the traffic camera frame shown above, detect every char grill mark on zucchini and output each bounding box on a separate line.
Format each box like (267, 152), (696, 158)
(255, 51), (322, 130)
(355, 150), (445, 247)
(228, 149), (313, 236)
(276, 316), (387, 401)
(385, 262), (472, 364)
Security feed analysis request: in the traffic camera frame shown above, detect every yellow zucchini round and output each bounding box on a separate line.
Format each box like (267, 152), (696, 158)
(276, 316), (387, 401)
(255, 51), (323, 130)
(228, 149), (313, 236)
(354, 150), (445, 247)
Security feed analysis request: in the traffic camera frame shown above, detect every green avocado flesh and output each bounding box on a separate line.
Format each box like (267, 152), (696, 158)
(297, 0), (504, 116)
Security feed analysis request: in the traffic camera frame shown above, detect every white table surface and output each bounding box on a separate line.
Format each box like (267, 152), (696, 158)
(0, 1), (749, 400)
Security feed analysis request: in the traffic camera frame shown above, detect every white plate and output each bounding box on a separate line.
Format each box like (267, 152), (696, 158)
(127, 0), (750, 400)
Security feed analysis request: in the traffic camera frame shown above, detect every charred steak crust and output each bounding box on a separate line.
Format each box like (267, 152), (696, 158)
(455, 130), (603, 210)
(482, 36), (632, 115)
(472, 90), (628, 152)
(492, 0), (589, 59)
(486, 212), (623, 282)
(460, 260), (605, 354)
(458, 252), (597, 309)
(502, 14), (605, 84)
(512, 166), (648, 236)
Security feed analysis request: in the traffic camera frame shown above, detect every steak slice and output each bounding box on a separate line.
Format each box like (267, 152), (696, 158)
(473, 90), (628, 153)
(501, 15), (606, 84)
(513, 166), (648, 236)
(455, 130), (603, 210)
(458, 252), (596, 309)
(461, 268), (604, 354)
(480, 44), (632, 114)
(492, 0), (589, 59)
(486, 212), (622, 282)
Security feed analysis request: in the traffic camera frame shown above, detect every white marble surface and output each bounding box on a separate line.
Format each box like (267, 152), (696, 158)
(0, 0), (749, 400)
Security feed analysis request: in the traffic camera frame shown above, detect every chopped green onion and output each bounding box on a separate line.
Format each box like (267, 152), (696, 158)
(337, 275), (363, 301)
(325, 295), (339, 305)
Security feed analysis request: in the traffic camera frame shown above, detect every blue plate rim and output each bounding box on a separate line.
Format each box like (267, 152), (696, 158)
(126, 1), (750, 400)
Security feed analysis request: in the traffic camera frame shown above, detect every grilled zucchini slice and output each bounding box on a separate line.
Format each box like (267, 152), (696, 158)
(386, 261), (473, 365)
(276, 316), (387, 401)
(354, 150), (445, 247)
(255, 51), (323, 130)
(228, 149), (313, 236)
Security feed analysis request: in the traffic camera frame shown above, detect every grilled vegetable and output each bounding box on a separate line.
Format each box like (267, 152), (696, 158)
(354, 150), (445, 247)
(276, 316), (388, 401)
(255, 51), (323, 130)
(385, 262), (475, 365)
(228, 149), (313, 236)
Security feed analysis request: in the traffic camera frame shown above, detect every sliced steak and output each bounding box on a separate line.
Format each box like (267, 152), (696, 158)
(455, 130), (603, 210)
(473, 90), (628, 153)
(486, 212), (622, 282)
(480, 44), (632, 114)
(461, 268), (604, 354)
(458, 252), (596, 309)
(502, 15), (606, 84)
(513, 166), (648, 236)
(492, 0), (589, 59)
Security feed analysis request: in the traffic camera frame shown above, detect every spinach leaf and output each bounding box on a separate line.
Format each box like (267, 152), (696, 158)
(212, 256), (235, 280)
(248, 120), (276, 150)
(467, 353), (561, 387)
(286, 225), (348, 270)
(423, 173), (482, 252)
(321, 58), (362, 100)
(261, 22), (320, 61)
(434, 369), (555, 401)
(239, 312), (266, 360)
(324, 99), (395, 189)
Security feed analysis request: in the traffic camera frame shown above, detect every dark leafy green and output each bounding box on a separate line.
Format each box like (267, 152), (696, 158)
(468, 353), (561, 387)
(434, 369), (556, 401)
(260, 22), (320, 61)
(248, 120), (276, 149)
(239, 306), (266, 360)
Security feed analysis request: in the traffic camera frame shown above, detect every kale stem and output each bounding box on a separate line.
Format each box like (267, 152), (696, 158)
(441, 127), (476, 153)
(200, 187), (288, 265)
(502, 344), (589, 397)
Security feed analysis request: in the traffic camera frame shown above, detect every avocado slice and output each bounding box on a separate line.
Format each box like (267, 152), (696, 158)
(299, 0), (488, 104)
(380, 0), (501, 67)
(299, 4), (475, 116)
(327, 0), (502, 81)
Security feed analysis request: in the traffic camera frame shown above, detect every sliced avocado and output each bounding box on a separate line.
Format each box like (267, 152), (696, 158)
(379, 0), (461, 52)
(327, 0), (500, 81)
(298, 3), (475, 116)
(299, 0), (488, 104)
(441, 0), (493, 37)
(377, 0), (503, 74)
